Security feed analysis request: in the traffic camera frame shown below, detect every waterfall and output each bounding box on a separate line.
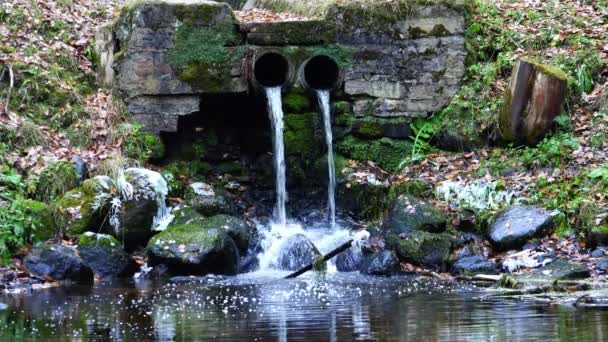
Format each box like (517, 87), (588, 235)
(265, 87), (288, 226)
(317, 90), (336, 228)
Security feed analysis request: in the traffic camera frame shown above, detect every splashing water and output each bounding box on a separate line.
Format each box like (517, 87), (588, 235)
(317, 90), (336, 228)
(265, 87), (288, 226)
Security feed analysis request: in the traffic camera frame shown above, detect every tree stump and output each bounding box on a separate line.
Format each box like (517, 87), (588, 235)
(499, 59), (568, 145)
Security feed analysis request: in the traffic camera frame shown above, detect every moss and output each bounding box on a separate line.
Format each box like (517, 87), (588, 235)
(277, 44), (355, 69)
(284, 88), (311, 113)
(333, 101), (353, 115)
(336, 136), (413, 171)
(284, 113), (321, 159)
(523, 58), (570, 81)
(23, 200), (56, 241)
(215, 161), (243, 175)
(35, 161), (79, 203)
(78, 232), (121, 251)
(390, 230), (452, 267)
(53, 178), (106, 236)
(313, 256), (327, 271)
(149, 223), (222, 250)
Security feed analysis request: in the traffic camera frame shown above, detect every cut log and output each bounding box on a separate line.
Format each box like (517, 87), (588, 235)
(499, 59), (568, 145)
(284, 239), (353, 279)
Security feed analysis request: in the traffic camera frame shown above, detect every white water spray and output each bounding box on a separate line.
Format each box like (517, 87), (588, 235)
(317, 90), (336, 228)
(265, 87), (288, 226)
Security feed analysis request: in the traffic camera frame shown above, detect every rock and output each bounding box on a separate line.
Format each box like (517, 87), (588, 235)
(360, 251), (399, 276)
(35, 161), (79, 203)
(147, 218), (240, 276)
(489, 206), (554, 251)
(383, 195), (447, 237)
(171, 209), (252, 255)
(535, 259), (590, 280)
(451, 255), (497, 275)
(597, 258), (608, 272)
(388, 231), (452, 271)
(77, 233), (137, 278)
(185, 182), (236, 216)
(276, 234), (321, 271)
(25, 245), (93, 282)
(586, 226), (608, 249)
(23, 200), (56, 241)
(335, 247), (364, 272)
(591, 248), (605, 258)
(70, 155), (88, 184)
(54, 177), (108, 236)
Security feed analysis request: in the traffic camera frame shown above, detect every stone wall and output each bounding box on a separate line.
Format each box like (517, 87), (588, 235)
(98, 0), (466, 140)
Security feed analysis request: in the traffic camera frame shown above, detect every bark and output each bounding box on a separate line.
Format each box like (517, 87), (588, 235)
(499, 60), (568, 145)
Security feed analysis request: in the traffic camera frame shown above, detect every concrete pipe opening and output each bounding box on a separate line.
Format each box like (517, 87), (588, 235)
(253, 52), (290, 88)
(303, 55), (340, 90)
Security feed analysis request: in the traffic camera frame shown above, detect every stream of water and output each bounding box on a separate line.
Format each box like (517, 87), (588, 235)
(265, 87), (288, 227)
(317, 90), (337, 229)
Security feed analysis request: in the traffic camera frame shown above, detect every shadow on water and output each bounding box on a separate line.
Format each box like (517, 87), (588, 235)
(2, 273), (608, 341)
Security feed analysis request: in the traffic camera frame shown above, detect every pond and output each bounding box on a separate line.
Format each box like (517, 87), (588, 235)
(1, 272), (607, 341)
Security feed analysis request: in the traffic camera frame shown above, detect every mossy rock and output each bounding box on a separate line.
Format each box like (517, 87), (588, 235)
(23, 200), (56, 241)
(388, 230), (453, 271)
(283, 88), (311, 113)
(35, 161), (79, 203)
(587, 225), (608, 249)
(147, 220), (240, 275)
(338, 181), (432, 221)
(284, 112), (322, 159)
(383, 194), (447, 236)
(336, 136), (413, 171)
(311, 153), (348, 185)
(77, 232), (136, 278)
(53, 177), (107, 236)
(164, 208), (251, 254)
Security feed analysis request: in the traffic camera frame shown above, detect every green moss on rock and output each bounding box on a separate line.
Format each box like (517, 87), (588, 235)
(336, 136), (413, 171)
(389, 230), (452, 269)
(23, 200), (56, 241)
(35, 161), (79, 203)
(284, 113), (321, 159)
(53, 178), (106, 236)
(284, 88), (311, 113)
(78, 232), (121, 251)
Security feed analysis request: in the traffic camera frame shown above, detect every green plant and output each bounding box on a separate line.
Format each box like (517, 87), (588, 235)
(400, 113), (444, 166)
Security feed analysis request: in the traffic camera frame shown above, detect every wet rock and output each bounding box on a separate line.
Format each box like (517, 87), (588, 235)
(335, 247), (364, 272)
(185, 182), (236, 216)
(535, 259), (590, 280)
(171, 209), (252, 255)
(591, 248), (605, 258)
(77, 233), (137, 278)
(25, 245), (93, 282)
(147, 217), (241, 276)
(360, 251), (399, 276)
(276, 234), (321, 271)
(596, 258), (608, 272)
(587, 227), (608, 249)
(451, 255), (497, 275)
(489, 206), (554, 251)
(383, 195), (447, 237)
(388, 231), (452, 271)
(55, 168), (169, 247)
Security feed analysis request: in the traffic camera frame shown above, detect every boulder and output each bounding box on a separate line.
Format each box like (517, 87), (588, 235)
(185, 182), (236, 216)
(23, 200), (56, 241)
(25, 245), (93, 282)
(388, 231), (452, 271)
(54, 168), (170, 247)
(534, 259), (590, 280)
(147, 219), (240, 276)
(489, 206), (554, 251)
(383, 195), (447, 237)
(335, 247), (364, 272)
(451, 255), (497, 275)
(77, 233), (137, 278)
(360, 251), (399, 276)
(596, 258), (608, 272)
(170, 208), (252, 255)
(276, 234), (321, 271)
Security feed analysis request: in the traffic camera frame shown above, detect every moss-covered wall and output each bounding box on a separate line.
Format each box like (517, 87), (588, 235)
(105, 0), (465, 171)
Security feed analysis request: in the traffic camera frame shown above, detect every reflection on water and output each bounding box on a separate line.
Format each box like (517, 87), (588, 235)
(1, 273), (608, 341)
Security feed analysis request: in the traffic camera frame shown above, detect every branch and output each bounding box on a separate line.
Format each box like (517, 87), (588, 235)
(284, 239), (353, 279)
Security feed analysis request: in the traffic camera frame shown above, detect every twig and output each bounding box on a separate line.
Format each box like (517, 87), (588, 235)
(285, 239), (353, 279)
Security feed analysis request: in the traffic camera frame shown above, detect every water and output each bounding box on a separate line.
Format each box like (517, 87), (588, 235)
(265, 87), (288, 226)
(317, 90), (336, 228)
(2, 275), (608, 341)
